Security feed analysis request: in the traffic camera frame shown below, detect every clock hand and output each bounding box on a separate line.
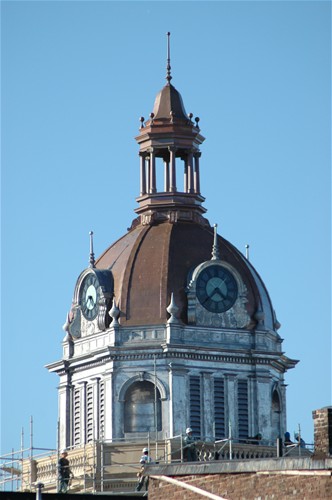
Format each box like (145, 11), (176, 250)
(87, 295), (95, 306)
(213, 287), (227, 300)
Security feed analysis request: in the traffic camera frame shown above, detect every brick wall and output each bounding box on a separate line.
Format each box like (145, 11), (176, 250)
(147, 407), (332, 499)
(149, 472), (332, 500)
(313, 406), (332, 458)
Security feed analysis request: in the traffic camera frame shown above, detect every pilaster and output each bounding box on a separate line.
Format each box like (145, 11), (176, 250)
(202, 372), (214, 439)
(103, 371), (113, 440)
(58, 382), (71, 449)
(225, 374), (237, 438)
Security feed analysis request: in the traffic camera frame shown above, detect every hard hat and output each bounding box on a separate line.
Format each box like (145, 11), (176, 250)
(142, 447), (149, 453)
(186, 427), (193, 434)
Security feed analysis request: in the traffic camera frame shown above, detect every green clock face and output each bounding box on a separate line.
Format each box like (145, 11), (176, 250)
(196, 265), (238, 313)
(80, 273), (99, 320)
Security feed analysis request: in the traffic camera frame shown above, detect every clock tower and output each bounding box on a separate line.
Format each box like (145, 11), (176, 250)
(47, 35), (297, 450)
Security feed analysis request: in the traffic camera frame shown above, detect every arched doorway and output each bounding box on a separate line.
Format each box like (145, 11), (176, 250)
(124, 381), (162, 433)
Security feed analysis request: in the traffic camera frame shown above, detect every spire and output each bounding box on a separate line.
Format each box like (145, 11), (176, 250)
(166, 32), (172, 83)
(89, 231), (95, 268)
(134, 34), (206, 226)
(211, 224), (220, 260)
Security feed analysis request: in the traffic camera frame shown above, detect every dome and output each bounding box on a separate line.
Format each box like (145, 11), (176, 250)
(96, 219), (276, 330)
(152, 83), (188, 122)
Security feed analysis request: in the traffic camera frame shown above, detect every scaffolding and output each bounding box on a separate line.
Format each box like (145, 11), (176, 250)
(0, 417), (56, 492)
(0, 419), (313, 494)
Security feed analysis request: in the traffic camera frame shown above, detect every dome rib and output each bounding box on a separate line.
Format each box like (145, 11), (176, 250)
(96, 220), (275, 330)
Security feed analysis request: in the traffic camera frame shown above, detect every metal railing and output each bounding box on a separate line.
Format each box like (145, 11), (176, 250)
(0, 434), (313, 493)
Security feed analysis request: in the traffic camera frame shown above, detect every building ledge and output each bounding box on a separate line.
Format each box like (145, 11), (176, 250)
(145, 457), (332, 476)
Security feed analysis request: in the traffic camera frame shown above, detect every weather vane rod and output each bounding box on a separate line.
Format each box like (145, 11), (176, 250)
(89, 231), (95, 268)
(211, 224), (220, 260)
(166, 31), (172, 83)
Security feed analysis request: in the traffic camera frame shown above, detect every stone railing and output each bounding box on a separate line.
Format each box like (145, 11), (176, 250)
(166, 437), (312, 463)
(19, 438), (312, 493)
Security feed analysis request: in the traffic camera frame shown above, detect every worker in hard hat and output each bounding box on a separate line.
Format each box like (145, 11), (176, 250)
(183, 427), (197, 462)
(136, 447), (152, 492)
(58, 449), (73, 493)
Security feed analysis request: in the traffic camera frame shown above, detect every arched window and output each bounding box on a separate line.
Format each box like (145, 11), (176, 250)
(124, 381), (161, 433)
(272, 389), (281, 438)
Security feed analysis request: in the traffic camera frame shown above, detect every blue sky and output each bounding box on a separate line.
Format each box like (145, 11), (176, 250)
(1, 1), (331, 455)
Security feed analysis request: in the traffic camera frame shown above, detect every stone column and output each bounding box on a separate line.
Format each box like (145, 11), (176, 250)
(169, 147), (177, 192)
(194, 152), (201, 194)
(58, 381), (71, 449)
(164, 159), (170, 192)
(248, 375), (256, 438)
(225, 374), (236, 438)
(91, 377), (100, 440)
(168, 365), (174, 438)
(146, 156), (150, 194)
(187, 151), (194, 193)
(149, 148), (156, 193)
(139, 153), (146, 195)
(78, 381), (87, 444)
(202, 373), (214, 439)
(255, 375), (272, 440)
(183, 160), (188, 193)
(104, 372), (113, 440)
(171, 369), (188, 436)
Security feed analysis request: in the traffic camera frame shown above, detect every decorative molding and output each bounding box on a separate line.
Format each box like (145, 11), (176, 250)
(118, 373), (168, 402)
(187, 260), (252, 329)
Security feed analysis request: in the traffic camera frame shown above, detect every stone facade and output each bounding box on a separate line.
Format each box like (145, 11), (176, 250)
(47, 318), (294, 450)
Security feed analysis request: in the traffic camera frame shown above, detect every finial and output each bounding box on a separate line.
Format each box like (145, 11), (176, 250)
(211, 224), (220, 260)
(139, 116), (145, 129)
(109, 299), (120, 326)
(89, 231), (95, 268)
(245, 244), (250, 260)
(166, 32), (172, 83)
(62, 312), (71, 333)
(195, 117), (200, 128)
(167, 292), (180, 324)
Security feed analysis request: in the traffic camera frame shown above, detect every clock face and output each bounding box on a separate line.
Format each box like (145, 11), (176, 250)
(196, 265), (238, 313)
(80, 273), (99, 320)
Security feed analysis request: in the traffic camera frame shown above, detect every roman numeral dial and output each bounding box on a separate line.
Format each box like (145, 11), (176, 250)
(196, 265), (238, 313)
(80, 273), (99, 320)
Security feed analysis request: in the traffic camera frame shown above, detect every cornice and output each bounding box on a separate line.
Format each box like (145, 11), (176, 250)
(48, 345), (297, 375)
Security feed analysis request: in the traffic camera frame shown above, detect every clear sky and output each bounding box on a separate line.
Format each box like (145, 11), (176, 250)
(1, 1), (331, 455)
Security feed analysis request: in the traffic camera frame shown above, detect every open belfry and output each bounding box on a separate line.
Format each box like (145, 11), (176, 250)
(43, 34), (298, 492)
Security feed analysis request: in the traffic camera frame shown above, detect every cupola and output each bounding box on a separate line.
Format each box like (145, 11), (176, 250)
(134, 33), (206, 226)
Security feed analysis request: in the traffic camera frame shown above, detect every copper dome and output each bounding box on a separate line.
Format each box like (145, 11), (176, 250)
(96, 219), (275, 329)
(152, 83), (188, 122)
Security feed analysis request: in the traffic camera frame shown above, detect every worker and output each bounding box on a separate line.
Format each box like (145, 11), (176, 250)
(294, 433), (306, 448)
(58, 449), (73, 493)
(136, 447), (151, 492)
(183, 427), (197, 461)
